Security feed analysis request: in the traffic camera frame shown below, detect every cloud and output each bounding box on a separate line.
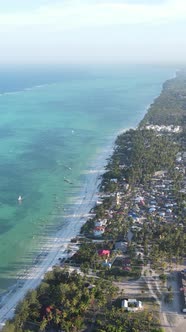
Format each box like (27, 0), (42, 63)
(0, 0), (186, 29)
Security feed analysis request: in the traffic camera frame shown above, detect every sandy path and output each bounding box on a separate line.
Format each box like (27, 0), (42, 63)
(0, 141), (113, 328)
(142, 266), (186, 332)
(160, 272), (186, 332)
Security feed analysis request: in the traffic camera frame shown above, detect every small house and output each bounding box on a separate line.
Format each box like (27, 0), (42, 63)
(93, 226), (105, 237)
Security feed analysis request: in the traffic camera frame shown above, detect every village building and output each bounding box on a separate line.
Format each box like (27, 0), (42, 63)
(98, 249), (110, 257)
(93, 226), (105, 237)
(121, 299), (143, 312)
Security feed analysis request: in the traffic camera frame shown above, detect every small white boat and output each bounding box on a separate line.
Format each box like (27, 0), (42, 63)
(18, 195), (22, 202)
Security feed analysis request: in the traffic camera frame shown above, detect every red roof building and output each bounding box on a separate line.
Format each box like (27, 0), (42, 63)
(98, 250), (110, 257)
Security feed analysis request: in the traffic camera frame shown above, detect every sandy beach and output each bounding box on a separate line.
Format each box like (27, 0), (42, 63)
(0, 136), (116, 328)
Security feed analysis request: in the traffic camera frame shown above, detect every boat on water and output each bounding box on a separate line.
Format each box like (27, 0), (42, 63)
(64, 177), (73, 184)
(64, 165), (72, 171)
(18, 195), (22, 202)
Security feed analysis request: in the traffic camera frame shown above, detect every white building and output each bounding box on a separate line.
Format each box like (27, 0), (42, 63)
(121, 299), (143, 312)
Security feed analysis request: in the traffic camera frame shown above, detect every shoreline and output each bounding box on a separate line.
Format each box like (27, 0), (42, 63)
(0, 126), (129, 326)
(1, 69), (185, 331)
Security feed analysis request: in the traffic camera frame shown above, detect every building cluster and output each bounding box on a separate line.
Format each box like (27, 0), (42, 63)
(143, 124), (181, 133)
(90, 147), (185, 259)
(80, 130), (186, 314)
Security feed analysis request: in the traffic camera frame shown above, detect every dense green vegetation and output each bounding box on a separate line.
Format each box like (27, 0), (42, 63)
(3, 269), (117, 332)
(140, 71), (186, 126)
(136, 223), (185, 267)
(94, 308), (163, 332)
(2, 266), (162, 332)
(102, 129), (178, 188)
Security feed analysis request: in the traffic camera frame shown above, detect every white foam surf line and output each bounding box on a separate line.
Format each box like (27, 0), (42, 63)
(0, 126), (130, 327)
(0, 82), (60, 98)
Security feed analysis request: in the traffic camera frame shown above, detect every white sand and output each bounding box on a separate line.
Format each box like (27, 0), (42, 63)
(0, 138), (115, 328)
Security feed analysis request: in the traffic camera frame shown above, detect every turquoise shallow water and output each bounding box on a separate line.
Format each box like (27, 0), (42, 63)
(0, 65), (174, 293)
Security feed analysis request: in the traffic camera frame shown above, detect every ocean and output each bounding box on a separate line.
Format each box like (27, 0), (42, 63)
(0, 64), (174, 294)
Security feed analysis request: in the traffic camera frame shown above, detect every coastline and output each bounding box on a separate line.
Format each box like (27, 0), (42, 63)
(1, 69), (186, 331)
(0, 127), (129, 326)
(0, 67), (175, 293)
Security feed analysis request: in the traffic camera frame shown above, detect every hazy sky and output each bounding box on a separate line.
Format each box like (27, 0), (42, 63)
(0, 0), (186, 64)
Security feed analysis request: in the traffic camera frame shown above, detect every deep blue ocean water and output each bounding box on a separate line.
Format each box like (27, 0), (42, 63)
(0, 64), (174, 293)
